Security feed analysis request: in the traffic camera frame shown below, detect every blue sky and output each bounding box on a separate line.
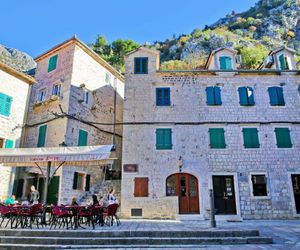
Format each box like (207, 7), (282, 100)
(0, 0), (257, 57)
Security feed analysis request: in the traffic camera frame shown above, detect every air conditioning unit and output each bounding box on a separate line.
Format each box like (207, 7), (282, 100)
(235, 55), (242, 64)
(263, 56), (274, 68)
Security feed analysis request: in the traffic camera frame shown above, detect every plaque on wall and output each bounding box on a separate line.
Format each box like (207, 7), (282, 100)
(123, 164), (138, 173)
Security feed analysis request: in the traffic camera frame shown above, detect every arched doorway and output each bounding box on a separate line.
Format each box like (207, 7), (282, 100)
(166, 173), (200, 214)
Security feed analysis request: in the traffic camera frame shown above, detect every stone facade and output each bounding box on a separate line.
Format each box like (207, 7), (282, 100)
(121, 47), (300, 220)
(16, 37), (124, 204)
(0, 63), (35, 200)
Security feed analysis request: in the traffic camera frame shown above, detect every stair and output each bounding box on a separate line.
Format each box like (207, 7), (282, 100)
(0, 229), (273, 249)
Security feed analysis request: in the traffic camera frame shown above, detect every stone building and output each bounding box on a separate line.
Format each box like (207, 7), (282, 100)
(14, 36), (124, 204)
(121, 46), (300, 220)
(0, 62), (35, 200)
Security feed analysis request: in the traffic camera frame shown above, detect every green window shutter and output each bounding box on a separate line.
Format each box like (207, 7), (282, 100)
(37, 125), (47, 147)
(243, 128), (259, 148)
(209, 128), (226, 149)
(219, 57), (227, 70)
(247, 87), (255, 105)
(156, 128), (172, 150)
(141, 58), (148, 74)
(279, 54), (286, 70)
(206, 87), (215, 105)
(48, 55), (58, 72)
(268, 87), (278, 105)
(0, 93), (12, 117)
(134, 57), (148, 74)
(78, 129), (88, 146)
(276, 87), (285, 106)
(225, 57), (233, 69)
(214, 87), (222, 105)
(134, 58), (140, 73)
(73, 172), (78, 190)
(275, 128), (292, 148)
(239, 87), (255, 106)
(5, 139), (14, 148)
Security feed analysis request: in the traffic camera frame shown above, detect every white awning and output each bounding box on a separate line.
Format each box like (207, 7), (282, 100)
(0, 145), (114, 167)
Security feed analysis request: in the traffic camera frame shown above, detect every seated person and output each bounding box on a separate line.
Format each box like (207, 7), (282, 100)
(4, 195), (17, 205)
(107, 188), (118, 205)
(92, 194), (99, 206)
(71, 197), (78, 206)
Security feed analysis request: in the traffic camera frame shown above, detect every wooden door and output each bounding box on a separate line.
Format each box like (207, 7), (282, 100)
(0, 138), (4, 148)
(213, 176), (237, 215)
(167, 173), (199, 214)
(291, 175), (300, 214)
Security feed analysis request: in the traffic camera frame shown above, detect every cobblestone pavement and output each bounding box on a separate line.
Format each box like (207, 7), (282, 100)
(93, 219), (300, 250)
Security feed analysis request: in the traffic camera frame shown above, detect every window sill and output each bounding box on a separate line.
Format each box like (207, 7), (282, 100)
(250, 196), (270, 200)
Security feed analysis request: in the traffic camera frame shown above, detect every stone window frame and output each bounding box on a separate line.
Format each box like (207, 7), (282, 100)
(239, 125), (261, 150)
(248, 172), (270, 199)
(37, 88), (47, 102)
(52, 83), (62, 97)
(74, 171), (87, 191)
(272, 124), (293, 149)
(287, 172), (300, 217)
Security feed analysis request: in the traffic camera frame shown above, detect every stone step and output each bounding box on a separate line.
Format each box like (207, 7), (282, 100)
(0, 236), (273, 246)
(0, 229), (260, 238)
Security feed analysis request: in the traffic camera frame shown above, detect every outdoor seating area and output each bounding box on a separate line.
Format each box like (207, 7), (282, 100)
(0, 203), (120, 230)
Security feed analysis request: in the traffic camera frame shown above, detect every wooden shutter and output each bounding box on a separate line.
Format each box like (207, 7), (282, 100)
(78, 129), (88, 146)
(141, 58), (148, 74)
(214, 87), (222, 105)
(276, 87), (285, 106)
(247, 87), (255, 105)
(206, 87), (215, 105)
(275, 128), (292, 148)
(156, 129), (165, 149)
(164, 88), (170, 105)
(219, 57), (227, 70)
(238, 87), (248, 105)
(48, 55), (58, 72)
(279, 54), (286, 70)
(243, 128), (259, 148)
(225, 57), (232, 69)
(85, 174), (91, 191)
(156, 128), (172, 150)
(134, 58), (141, 74)
(268, 87), (278, 105)
(73, 172), (78, 190)
(134, 177), (149, 197)
(4, 139), (14, 148)
(209, 128), (226, 149)
(0, 93), (12, 117)
(156, 88), (163, 106)
(37, 125), (47, 147)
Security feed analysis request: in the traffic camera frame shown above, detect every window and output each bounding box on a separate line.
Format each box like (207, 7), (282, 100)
(48, 54), (58, 72)
(268, 87), (285, 106)
(78, 129), (88, 146)
(52, 84), (61, 96)
(134, 177), (148, 197)
(209, 128), (226, 149)
(84, 91), (89, 105)
(37, 125), (47, 147)
(0, 92), (12, 117)
(251, 175), (268, 196)
(279, 54), (289, 70)
(4, 139), (14, 148)
(37, 88), (46, 102)
(156, 88), (170, 106)
(134, 57), (148, 74)
(156, 128), (172, 150)
(243, 128), (260, 148)
(72, 172), (86, 190)
(206, 86), (222, 105)
(219, 56), (232, 70)
(238, 87), (255, 106)
(275, 128), (292, 148)
(85, 175), (91, 191)
(166, 175), (176, 196)
(105, 72), (111, 83)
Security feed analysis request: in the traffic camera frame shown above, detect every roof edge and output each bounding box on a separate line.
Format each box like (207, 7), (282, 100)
(0, 62), (36, 84)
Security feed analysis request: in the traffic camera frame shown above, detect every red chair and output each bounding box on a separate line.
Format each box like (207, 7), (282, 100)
(102, 204), (120, 226)
(77, 206), (95, 229)
(50, 205), (73, 230)
(15, 204), (44, 229)
(0, 204), (16, 228)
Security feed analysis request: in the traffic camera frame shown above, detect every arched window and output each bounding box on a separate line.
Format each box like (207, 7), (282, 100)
(166, 175), (176, 196)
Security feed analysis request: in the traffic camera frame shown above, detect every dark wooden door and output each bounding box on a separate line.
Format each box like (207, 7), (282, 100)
(0, 138), (4, 148)
(291, 175), (300, 214)
(213, 176), (237, 215)
(173, 174), (199, 214)
(38, 176), (60, 205)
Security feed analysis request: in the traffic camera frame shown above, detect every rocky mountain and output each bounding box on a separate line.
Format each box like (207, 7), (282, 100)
(0, 44), (36, 72)
(156, 0), (300, 69)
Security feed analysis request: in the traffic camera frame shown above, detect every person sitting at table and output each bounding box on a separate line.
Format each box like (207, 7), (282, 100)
(29, 185), (40, 204)
(107, 188), (118, 204)
(71, 197), (78, 206)
(4, 195), (17, 205)
(92, 194), (99, 206)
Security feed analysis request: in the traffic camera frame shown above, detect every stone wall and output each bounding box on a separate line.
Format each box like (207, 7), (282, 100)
(121, 47), (300, 219)
(0, 68), (31, 200)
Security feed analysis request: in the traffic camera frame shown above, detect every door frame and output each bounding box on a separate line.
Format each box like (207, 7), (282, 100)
(288, 172), (300, 217)
(209, 172), (241, 220)
(166, 172), (200, 215)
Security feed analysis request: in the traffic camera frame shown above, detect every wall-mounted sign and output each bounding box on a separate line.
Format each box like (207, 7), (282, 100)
(123, 164), (138, 173)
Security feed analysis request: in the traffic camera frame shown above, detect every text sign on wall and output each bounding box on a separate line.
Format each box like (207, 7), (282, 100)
(123, 164), (138, 173)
